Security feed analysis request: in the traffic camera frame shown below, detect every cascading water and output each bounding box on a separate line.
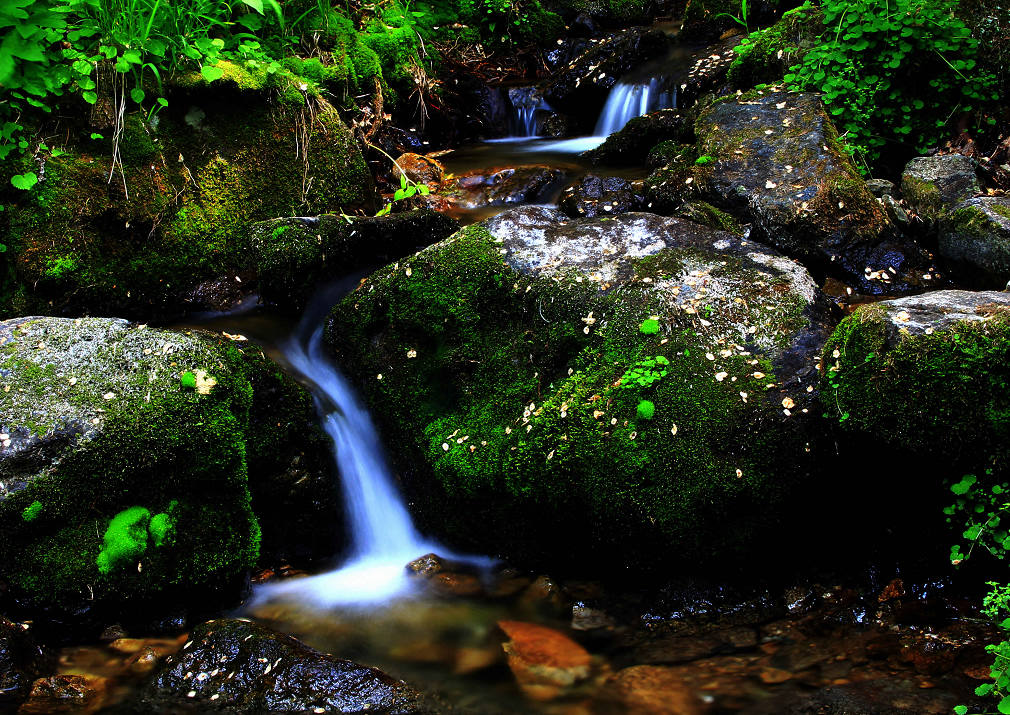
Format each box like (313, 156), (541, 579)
(251, 286), (447, 608)
(594, 77), (676, 136)
(507, 86), (549, 137)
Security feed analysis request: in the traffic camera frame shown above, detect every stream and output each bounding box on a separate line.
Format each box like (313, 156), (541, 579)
(41, 31), (989, 715)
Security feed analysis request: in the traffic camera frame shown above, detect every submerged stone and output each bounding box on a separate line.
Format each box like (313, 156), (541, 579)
(0, 317), (338, 617)
(137, 619), (425, 713)
(325, 207), (834, 572)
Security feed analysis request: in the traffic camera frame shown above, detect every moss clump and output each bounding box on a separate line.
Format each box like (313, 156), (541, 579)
(821, 304), (1010, 472)
(326, 224), (815, 571)
(639, 318), (660, 334)
(21, 501), (42, 522)
(676, 201), (743, 235)
(180, 371), (197, 389)
(636, 399), (656, 420)
(727, 2), (823, 89)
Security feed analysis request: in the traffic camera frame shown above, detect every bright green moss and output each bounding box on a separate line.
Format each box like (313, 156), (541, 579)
(97, 506), (152, 575)
(149, 510), (174, 547)
(636, 399), (656, 420)
(180, 371), (197, 389)
(639, 318), (660, 334)
(727, 2), (822, 89)
(21, 500), (42, 522)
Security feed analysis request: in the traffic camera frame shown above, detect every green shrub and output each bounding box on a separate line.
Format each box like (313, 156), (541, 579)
(783, 0), (997, 168)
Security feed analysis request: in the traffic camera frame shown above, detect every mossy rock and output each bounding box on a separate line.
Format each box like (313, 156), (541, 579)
(325, 206), (835, 573)
(583, 109), (691, 166)
(726, 1), (823, 89)
(0, 317), (338, 618)
(901, 154), (982, 225)
(675, 200), (743, 234)
(820, 290), (1010, 473)
(3, 91), (373, 320)
(937, 197), (1010, 289)
(252, 210), (460, 312)
(692, 90), (931, 295)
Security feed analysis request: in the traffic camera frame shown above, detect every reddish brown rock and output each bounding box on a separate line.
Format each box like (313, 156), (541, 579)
(395, 153), (445, 187)
(18, 675), (108, 714)
(597, 665), (703, 715)
(498, 620), (593, 701)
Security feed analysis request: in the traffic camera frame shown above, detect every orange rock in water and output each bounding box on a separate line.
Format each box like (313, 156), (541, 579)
(19, 674), (108, 714)
(497, 620), (592, 701)
(598, 665), (702, 715)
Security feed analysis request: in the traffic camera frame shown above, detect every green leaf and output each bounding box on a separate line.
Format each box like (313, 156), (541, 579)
(201, 65), (224, 82)
(130, 88), (145, 104)
(999, 694), (1010, 714)
(393, 188), (407, 201)
(10, 172), (38, 190)
(977, 683), (995, 696)
(399, 172), (407, 189)
(89, 132), (104, 140)
(82, 90), (97, 104)
(953, 706), (968, 715)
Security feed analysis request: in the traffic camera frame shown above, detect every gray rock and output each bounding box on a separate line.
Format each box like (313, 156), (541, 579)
(901, 154), (981, 223)
(583, 110), (691, 166)
(690, 91), (932, 294)
(868, 289), (1010, 341)
(937, 196), (1010, 288)
(881, 195), (909, 226)
(866, 178), (896, 197)
(137, 619), (425, 713)
(558, 175), (641, 218)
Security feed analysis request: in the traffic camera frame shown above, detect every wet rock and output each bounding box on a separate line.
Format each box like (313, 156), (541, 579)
(820, 290), (1010, 466)
(468, 84), (512, 138)
(901, 154), (982, 224)
(0, 317), (332, 617)
(584, 110), (691, 166)
(571, 604), (616, 631)
(937, 196), (1010, 288)
(432, 166), (566, 212)
(179, 269), (257, 314)
(867, 178), (897, 198)
(136, 619), (425, 713)
(882, 194), (910, 227)
(539, 112), (575, 138)
(498, 620), (593, 700)
(406, 553), (446, 577)
(596, 665), (702, 714)
(1, 618), (47, 706)
(692, 91), (932, 294)
(395, 153), (445, 187)
(541, 29), (673, 129)
(326, 207), (835, 572)
(373, 125), (426, 156)
(18, 674), (108, 714)
(678, 37), (741, 109)
(675, 200), (743, 234)
(558, 175), (641, 218)
(252, 209), (460, 311)
(795, 678), (959, 714)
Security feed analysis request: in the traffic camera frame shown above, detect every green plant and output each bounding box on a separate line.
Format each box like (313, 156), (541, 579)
(180, 371), (197, 389)
(713, 0), (748, 33)
(783, 0), (996, 168)
(694, 155), (715, 165)
(947, 471), (1010, 566)
(619, 356), (669, 390)
(636, 399), (655, 420)
(95, 504), (174, 574)
(369, 142), (431, 216)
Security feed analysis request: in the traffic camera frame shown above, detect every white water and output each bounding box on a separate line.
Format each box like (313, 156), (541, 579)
(594, 77), (676, 136)
(252, 293), (443, 608)
(508, 86), (548, 137)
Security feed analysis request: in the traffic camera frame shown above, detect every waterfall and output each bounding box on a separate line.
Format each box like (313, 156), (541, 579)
(252, 287), (439, 607)
(594, 77), (676, 136)
(508, 86), (548, 137)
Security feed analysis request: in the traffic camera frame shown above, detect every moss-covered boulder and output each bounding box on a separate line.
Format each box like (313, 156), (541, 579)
(583, 109), (691, 166)
(3, 86), (373, 320)
(0, 317), (338, 617)
(557, 175), (641, 218)
(937, 197), (1010, 289)
(820, 290), (1010, 472)
(325, 206), (835, 572)
(901, 154), (982, 225)
(252, 210), (460, 312)
(687, 91), (932, 294)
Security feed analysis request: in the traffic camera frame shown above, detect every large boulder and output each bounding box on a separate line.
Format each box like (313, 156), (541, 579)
(136, 619), (425, 713)
(937, 197), (1010, 288)
(2, 83), (373, 321)
(540, 29), (673, 130)
(324, 207), (835, 572)
(688, 91), (933, 294)
(0, 317), (338, 617)
(820, 290), (1010, 470)
(252, 210), (460, 312)
(901, 154), (982, 224)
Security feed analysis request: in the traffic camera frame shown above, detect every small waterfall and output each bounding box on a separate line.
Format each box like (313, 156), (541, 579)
(252, 287), (439, 607)
(508, 86), (548, 137)
(594, 77), (676, 136)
